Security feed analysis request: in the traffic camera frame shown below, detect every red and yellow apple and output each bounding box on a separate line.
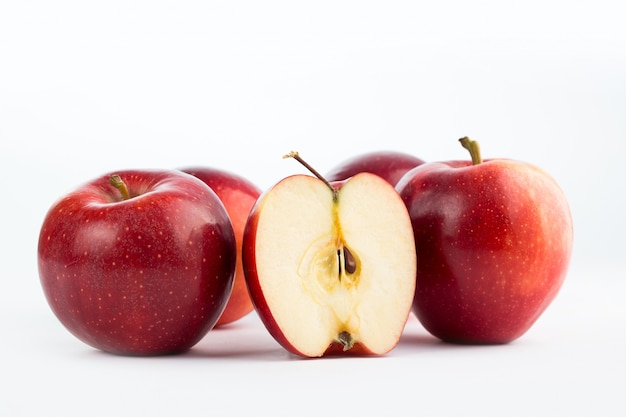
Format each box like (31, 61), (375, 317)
(326, 150), (425, 185)
(396, 137), (574, 344)
(180, 166), (262, 326)
(242, 152), (417, 357)
(38, 170), (236, 355)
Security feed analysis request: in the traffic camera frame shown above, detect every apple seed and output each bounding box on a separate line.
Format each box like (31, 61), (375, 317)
(342, 246), (357, 275)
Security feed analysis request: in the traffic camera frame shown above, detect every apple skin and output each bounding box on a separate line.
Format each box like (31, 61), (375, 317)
(180, 166), (262, 326)
(396, 158), (573, 344)
(38, 169), (236, 355)
(326, 150), (425, 185)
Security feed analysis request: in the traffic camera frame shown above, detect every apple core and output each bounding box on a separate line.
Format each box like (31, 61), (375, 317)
(284, 152), (364, 352)
(296, 205), (362, 351)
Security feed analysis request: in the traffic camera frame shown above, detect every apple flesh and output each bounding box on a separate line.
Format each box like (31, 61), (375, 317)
(396, 138), (573, 344)
(243, 153), (417, 357)
(180, 166), (262, 326)
(326, 150), (425, 186)
(38, 170), (236, 355)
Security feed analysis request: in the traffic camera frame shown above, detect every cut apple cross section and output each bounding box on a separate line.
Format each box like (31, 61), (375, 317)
(243, 151), (417, 357)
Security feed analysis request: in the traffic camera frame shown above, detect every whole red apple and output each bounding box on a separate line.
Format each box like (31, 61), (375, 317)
(38, 169), (236, 355)
(243, 152), (416, 357)
(326, 150), (425, 185)
(180, 166), (262, 326)
(395, 137), (573, 344)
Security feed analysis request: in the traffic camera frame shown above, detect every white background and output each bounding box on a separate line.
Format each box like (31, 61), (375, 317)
(1, 1), (624, 416)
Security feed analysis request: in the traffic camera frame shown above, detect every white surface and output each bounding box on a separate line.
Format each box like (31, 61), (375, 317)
(1, 1), (625, 416)
(2, 260), (625, 417)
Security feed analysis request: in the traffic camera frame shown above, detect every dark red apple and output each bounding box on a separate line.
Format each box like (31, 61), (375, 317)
(395, 137), (573, 344)
(242, 152), (416, 357)
(326, 150), (425, 185)
(38, 169), (236, 355)
(180, 166), (262, 326)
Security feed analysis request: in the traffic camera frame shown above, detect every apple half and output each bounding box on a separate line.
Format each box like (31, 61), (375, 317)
(243, 153), (417, 357)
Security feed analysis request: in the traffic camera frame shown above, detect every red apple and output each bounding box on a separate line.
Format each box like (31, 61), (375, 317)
(38, 169), (236, 355)
(395, 137), (573, 344)
(242, 152), (417, 357)
(326, 150), (425, 185)
(180, 166), (262, 326)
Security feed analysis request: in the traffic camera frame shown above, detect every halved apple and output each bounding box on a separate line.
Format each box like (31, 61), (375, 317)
(242, 152), (417, 357)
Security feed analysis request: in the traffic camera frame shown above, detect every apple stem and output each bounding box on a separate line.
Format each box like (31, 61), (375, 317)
(109, 174), (131, 200)
(283, 151), (338, 201)
(459, 137), (483, 165)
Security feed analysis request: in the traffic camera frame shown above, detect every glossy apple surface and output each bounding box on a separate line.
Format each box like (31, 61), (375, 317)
(38, 169), (236, 355)
(326, 150), (425, 185)
(243, 153), (417, 357)
(180, 166), (262, 326)
(396, 138), (573, 344)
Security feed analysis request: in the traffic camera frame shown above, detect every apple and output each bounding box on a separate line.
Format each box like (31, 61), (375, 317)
(37, 169), (236, 355)
(180, 166), (262, 326)
(395, 137), (574, 344)
(326, 150), (425, 185)
(242, 152), (417, 357)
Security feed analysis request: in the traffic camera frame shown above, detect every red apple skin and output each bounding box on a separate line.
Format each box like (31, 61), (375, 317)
(326, 150), (425, 186)
(396, 159), (573, 344)
(242, 195), (295, 354)
(38, 169), (236, 355)
(180, 167), (262, 326)
(242, 178), (376, 357)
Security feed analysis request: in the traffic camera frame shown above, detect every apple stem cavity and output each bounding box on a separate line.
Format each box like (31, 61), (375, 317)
(283, 151), (338, 201)
(109, 174), (131, 201)
(459, 137), (483, 165)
